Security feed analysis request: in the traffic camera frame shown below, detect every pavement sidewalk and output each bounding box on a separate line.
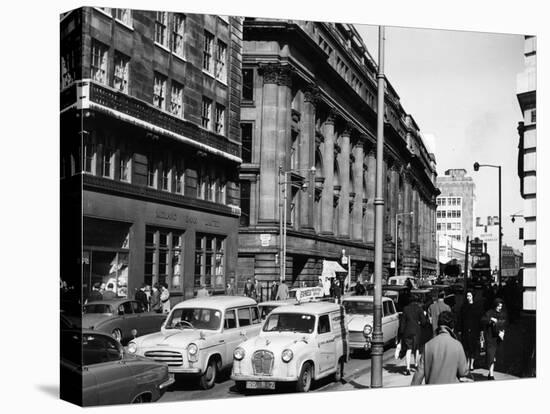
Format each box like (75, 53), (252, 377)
(341, 360), (518, 389)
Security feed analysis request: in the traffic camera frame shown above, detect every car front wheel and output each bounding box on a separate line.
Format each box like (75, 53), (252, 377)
(296, 362), (313, 392)
(199, 358), (217, 390)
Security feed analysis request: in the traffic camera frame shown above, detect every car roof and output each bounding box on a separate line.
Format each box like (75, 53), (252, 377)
(341, 295), (392, 302)
(84, 299), (133, 306)
(271, 301), (341, 315)
(173, 295), (257, 310)
(258, 299), (297, 306)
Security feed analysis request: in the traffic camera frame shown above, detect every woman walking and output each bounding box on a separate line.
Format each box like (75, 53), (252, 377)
(481, 298), (508, 380)
(458, 290), (483, 371)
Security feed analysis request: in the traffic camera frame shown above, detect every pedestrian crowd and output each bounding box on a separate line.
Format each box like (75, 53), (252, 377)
(393, 284), (512, 386)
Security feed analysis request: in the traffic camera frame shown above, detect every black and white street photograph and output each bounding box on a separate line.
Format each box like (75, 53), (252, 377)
(3, 1), (548, 414)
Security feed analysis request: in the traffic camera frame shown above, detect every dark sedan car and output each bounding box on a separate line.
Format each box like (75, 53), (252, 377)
(61, 330), (174, 406)
(83, 299), (166, 344)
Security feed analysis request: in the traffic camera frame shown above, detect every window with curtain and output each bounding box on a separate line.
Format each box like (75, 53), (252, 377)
(215, 104), (225, 135)
(155, 11), (168, 47)
(113, 52), (129, 93)
(153, 73), (167, 109)
(172, 14), (185, 57)
(203, 31), (214, 73)
(114, 9), (132, 26)
(91, 40), (108, 84)
(170, 82), (183, 117)
(215, 39), (227, 82)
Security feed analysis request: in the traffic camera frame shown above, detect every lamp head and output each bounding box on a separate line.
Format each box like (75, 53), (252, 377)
(473, 162), (480, 172)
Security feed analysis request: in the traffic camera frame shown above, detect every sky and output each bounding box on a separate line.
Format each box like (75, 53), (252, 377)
(355, 25), (526, 250)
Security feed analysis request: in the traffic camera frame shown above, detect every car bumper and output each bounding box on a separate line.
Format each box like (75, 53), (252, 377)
(231, 373), (299, 383)
(159, 374), (175, 390)
(349, 340), (372, 350)
(168, 366), (202, 374)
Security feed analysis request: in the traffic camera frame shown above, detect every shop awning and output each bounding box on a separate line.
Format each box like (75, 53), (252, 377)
(319, 260), (347, 296)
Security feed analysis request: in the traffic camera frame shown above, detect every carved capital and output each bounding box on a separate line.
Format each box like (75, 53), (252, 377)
(340, 122), (352, 137)
(304, 84), (321, 105)
(258, 63), (279, 84)
(325, 107), (338, 125)
(277, 65), (293, 87)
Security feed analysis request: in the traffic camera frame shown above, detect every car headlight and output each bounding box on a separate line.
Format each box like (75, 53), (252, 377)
(233, 347), (245, 361)
(187, 343), (199, 362)
(127, 341), (137, 354)
(363, 324), (373, 338)
(281, 349), (293, 363)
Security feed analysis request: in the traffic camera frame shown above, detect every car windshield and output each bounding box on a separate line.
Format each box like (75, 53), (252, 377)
(259, 305), (280, 319)
(166, 308), (221, 330)
(263, 313), (315, 333)
(343, 301), (374, 315)
(83, 304), (114, 314)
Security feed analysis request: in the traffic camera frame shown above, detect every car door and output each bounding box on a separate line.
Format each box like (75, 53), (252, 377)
(222, 309), (241, 367)
(82, 334), (134, 405)
(237, 306), (262, 341)
(130, 301), (163, 337)
(316, 314), (336, 374)
(383, 300), (399, 342)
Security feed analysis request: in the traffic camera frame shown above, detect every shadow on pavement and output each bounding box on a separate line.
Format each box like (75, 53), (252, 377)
(383, 362), (407, 375)
(35, 384), (59, 399)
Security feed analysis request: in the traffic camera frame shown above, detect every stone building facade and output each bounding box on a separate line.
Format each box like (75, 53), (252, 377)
(237, 19), (439, 291)
(60, 7), (243, 305)
(516, 35), (536, 311)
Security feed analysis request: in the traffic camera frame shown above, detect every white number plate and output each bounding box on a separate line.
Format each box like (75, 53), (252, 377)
(246, 381), (275, 390)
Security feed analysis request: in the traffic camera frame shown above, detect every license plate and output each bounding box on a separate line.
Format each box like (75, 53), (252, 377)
(246, 381), (275, 390)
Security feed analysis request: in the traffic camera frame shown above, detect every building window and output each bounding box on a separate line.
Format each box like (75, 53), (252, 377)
(113, 52), (129, 93)
(170, 82), (184, 117)
(119, 154), (131, 182)
(201, 97), (212, 129)
(531, 109), (536, 123)
(83, 143), (95, 174)
(203, 31), (214, 73)
(174, 162), (185, 195)
(215, 39), (227, 82)
(242, 69), (253, 100)
(240, 181), (251, 226)
(436, 223), (441, 231)
(153, 73), (167, 109)
(114, 8), (132, 26)
(147, 156), (157, 188)
(155, 11), (168, 47)
(102, 148), (113, 178)
(172, 14), (185, 57)
(161, 164), (170, 192)
(91, 40), (108, 84)
(60, 51), (76, 89)
(215, 104), (225, 135)
(194, 234), (225, 289)
(447, 223), (452, 230)
(240, 123), (253, 163)
(145, 227), (183, 289)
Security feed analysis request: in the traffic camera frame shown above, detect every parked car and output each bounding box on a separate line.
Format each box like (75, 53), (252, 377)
(387, 275), (419, 287)
(82, 299), (166, 344)
(381, 285), (411, 312)
(342, 295), (399, 352)
(60, 330), (174, 406)
(231, 301), (348, 393)
(128, 296), (262, 389)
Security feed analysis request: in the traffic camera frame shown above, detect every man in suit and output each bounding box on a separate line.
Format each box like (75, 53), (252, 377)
(428, 291), (451, 334)
(412, 311), (468, 385)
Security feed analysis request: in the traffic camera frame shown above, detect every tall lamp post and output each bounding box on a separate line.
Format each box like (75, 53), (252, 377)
(278, 166), (316, 282)
(395, 211), (414, 275)
(473, 162), (502, 288)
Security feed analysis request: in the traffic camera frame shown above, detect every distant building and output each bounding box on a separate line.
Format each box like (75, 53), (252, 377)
(516, 35), (536, 311)
(501, 244), (523, 279)
(474, 216), (500, 273)
(436, 169), (475, 243)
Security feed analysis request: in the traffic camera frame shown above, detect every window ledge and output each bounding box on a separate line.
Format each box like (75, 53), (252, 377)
(202, 69), (216, 80)
(172, 52), (187, 63)
(154, 41), (171, 54)
(93, 8), (113, 19)
(115, 18), (134, 31)
(216, 78), (228, 87)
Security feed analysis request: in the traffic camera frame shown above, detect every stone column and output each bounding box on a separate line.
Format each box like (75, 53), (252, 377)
(337, 127), (351, 239)
(412, 186), (419, 247)
(365, 148), (376, 243)
(299, 85), (317, 231)
(277, 66), (293, 227)
(320, 110), (336, 235)
(257, 64), (281, 224)
(389, 163), (399, 240)
(403, 173), (412, 250)
(351, 139), (364, 241)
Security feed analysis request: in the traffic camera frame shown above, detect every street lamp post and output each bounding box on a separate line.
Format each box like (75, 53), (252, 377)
(371, 25), (385, 389)
(278, 166), (316, 282)
(473, 162), (502, 288)
(395, 211), (414, 275)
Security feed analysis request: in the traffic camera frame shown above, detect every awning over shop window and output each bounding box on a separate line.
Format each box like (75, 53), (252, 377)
(319, 260), (348, 296)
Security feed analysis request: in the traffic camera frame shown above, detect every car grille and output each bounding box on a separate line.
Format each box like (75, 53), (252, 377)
(349, 331), (366, 344)
(252, 350), (274, 376)
(144, 350), (183, 366)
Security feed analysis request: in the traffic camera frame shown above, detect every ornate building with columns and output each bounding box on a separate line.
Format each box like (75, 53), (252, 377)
(237, 19), (439, 292)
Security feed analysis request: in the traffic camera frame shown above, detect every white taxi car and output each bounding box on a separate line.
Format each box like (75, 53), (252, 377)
(127, 296), (262, 389)
(342, 295), (399, 352)
(231, 301), (348, 393)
